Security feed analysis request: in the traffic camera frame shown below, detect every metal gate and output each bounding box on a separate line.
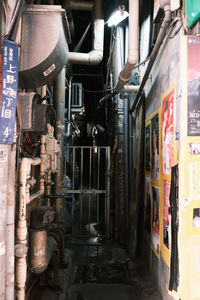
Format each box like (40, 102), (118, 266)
(65, 146), (111, 239)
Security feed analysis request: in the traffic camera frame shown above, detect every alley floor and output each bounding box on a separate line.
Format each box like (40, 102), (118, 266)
(33, 232), (162, 300)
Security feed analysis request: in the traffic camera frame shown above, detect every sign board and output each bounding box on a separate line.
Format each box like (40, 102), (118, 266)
(0, 39), (18, 144)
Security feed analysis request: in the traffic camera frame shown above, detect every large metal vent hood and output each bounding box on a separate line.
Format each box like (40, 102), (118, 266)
(19, 5), (69, 89)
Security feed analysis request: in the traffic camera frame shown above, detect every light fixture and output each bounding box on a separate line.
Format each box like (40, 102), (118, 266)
(107, 5), (129, 27)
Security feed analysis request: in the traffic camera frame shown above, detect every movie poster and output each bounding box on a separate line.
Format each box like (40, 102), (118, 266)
(151, 114), (159, 180)
(152, 185), (160, 254)
(188, 37), (200, 136)
(164, 181), (171, 249)
(161, 88), (175, 175)
(145, 125), (151, 172)
(144, 177), (151, 236)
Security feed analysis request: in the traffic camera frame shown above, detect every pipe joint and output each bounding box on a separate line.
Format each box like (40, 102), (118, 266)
(15, 244), (28, 258)
(88, 49), (103, 64)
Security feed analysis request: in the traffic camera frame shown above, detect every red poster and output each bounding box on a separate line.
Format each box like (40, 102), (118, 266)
(161, 88), (174, 175)
(164, 181), (171, 249)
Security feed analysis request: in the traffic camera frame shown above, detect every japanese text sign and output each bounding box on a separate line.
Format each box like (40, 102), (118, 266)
(0, 39), (18, 144)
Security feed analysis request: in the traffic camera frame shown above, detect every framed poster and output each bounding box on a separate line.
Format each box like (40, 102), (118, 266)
(188, 36), (200, 136)
(151, 113), (159, 180)
(144, 177), (151, 236)
(145, 124), (151, 172)
(161, 87), (175, 175)
(164, 180), (171, 249)
(152, 185), (160, 254)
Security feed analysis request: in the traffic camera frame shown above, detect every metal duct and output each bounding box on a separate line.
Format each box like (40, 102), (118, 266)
(114, 0), (139, 92)
(68, 0), (104, 65)
(19, 5), (69, 89)
(29, 206), (56, 274)
(66, 0), (94, 11)
(29, 231), (57, 274)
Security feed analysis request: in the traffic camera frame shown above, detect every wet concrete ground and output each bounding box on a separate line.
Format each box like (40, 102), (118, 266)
(34, 234), (162, 300)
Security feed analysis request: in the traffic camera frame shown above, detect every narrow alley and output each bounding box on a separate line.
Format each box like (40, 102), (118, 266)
(0, 0), (200, 300)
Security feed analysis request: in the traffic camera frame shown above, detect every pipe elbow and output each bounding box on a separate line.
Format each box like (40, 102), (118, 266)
(88, 49), (103, 65)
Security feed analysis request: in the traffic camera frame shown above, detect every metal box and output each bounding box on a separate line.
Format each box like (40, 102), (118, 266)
(19, 5), (69, 89)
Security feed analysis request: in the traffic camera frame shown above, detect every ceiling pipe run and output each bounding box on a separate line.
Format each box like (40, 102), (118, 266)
(67, 0), (94, 11)
(68, 0), (104, 65)
(114, 0), (139, 93)
(130, 0), (172, 113)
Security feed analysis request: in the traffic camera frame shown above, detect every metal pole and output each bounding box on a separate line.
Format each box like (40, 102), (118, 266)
(53, 66), (66, 222)
(106, 147), (111, 239)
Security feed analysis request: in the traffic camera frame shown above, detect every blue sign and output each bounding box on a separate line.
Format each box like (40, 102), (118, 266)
(0, 39), (18, 144)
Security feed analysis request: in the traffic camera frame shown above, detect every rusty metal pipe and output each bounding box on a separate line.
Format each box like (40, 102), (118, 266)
(27, 190), (44, 204)
(130, 1), (172, 112)
(66, 0), (94, 11)
(114, 0), (139, 92)
(68, 0), (104, 65)
(121, 85), (140, 93)
(30, 231), (57, 274)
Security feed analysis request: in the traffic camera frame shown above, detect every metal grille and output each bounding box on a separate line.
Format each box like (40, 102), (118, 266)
(65, 146), (110, 239)
(71, 83), (83, 113)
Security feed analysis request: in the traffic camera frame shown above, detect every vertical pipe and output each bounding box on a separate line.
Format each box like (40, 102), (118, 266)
(6, 140), (16, 300)
(124, 97), (129, 233)
(124, 24), (129, 236)
(16, 158), (41, 300)
(72, 147), (75, 233)
(0, 1), (5, 36)
(53, 66), (66, 222)
(97, 148), (100, 225)
(66, 79), (72, 162)
(106, 147), (111, 239)
(46, 170), (51, 206)
(80, 147), (83, 233)
(40, 135), (46, 194)
(67, 78), (72, 138)
(0, 146), (10, 300)
(89, 148), (92, 231)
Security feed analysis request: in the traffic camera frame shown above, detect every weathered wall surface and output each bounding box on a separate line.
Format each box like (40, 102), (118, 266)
(141, 27), (182, 300)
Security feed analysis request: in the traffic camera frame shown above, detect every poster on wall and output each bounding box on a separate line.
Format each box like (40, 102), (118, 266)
(161, 88), (175, 175)
(188, 37), (200, 136)
(164, 180), (171, 249)
(152, 185), (160, 254)
(151, 113), (159, 180)
(145, 125), (151, 172)
(144, 177), (151, 236)
(189, 162), (200, 201)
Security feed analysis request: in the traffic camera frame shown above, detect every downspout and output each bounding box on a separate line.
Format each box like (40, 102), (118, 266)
(66, 78), (72, 162)
(15, 157), (41, 300)
(130, 0), (172, 113)
(68, 0), (104, 65)
(114, 0), (139, 93)
(53, 67), (66, 222)
(6, 138), (17, 300)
